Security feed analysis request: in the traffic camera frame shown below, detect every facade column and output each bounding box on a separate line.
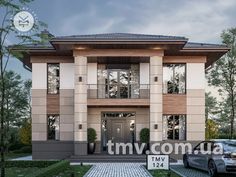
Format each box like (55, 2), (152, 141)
(74, 55), (88, 155)
(149, 56), (163, 144)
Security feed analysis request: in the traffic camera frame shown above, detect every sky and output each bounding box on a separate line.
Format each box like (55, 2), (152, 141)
(5, 0), (236, 94)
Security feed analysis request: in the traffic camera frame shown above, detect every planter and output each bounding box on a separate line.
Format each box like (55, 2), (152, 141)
(88, 142), (96, 154)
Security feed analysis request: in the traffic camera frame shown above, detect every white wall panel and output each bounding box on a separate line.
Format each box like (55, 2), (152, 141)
(32, 63), (47, 89)
(187, 63), (205, 89)
(140, 63), (149, 85)
(87, 63), (97, 85)
(60, 63), (74, 89)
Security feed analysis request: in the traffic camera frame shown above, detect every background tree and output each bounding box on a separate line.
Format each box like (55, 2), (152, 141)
(207, 28), (236, 139)
(0, 1), (46, 176)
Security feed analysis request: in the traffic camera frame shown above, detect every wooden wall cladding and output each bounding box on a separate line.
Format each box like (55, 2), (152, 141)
(163, 94), (186, 114)
(47, 94), (60, 114)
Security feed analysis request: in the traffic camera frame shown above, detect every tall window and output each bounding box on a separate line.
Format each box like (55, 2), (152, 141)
(163, 64), (186, 94)
(48, 64), (59, 94)
(163, 115), (186, 140)
(47, 115), (60, 140)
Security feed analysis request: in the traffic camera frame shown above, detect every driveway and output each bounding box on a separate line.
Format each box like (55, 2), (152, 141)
(171, 165), (236, 177)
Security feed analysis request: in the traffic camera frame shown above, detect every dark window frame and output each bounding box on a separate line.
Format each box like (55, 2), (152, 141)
(47, 114), (60, 141)
(47, 63), (60, 94)
(163, 114), (186, 140)
(163, 63), (186, 94)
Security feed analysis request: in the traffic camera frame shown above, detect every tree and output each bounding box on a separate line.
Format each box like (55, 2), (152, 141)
(19, 120), (31, 145)
(205, 92), (218, 121)
(206, 119), (219, 140)
(207, 28), (236, 139)
(0, 1), (46, 176)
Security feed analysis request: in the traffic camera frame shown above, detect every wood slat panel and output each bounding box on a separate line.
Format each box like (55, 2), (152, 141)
(163, 56), (206, 63)
(74, 49), (164, 57)
(88, 99), (149, 107)
(47, 94), (60, 114)
(31, 56), (74, 63)
(163, 94), (186, 114)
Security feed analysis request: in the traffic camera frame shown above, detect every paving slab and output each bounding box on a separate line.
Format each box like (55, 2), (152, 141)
(84, 163), (152, 177)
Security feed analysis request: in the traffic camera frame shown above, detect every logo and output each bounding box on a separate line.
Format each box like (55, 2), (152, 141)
(13, 8), (37, 34)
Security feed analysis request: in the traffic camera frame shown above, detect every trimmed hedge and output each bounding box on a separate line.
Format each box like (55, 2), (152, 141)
(25, 160), (70, 177)
(6, 160), (58, 168)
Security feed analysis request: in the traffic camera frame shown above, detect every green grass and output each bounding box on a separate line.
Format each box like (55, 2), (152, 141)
(5, 152), (31, 160)
(149, 170), (180, 177)
(4, 167), (40, 177)
(55, 165), (91, 177)
(1, 165), (91, 177)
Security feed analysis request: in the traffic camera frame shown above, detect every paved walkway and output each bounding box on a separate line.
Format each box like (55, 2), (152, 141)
(171, 165), (209, 177)
(84, 163), (151, 177)
(11, 155), (32, 161)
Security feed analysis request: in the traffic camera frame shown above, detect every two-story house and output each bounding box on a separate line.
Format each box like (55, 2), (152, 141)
(18, 33), (228, 160)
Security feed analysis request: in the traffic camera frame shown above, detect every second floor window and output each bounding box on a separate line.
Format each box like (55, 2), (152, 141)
(163, 64), (186, 94)
(48, 64), (59, 94)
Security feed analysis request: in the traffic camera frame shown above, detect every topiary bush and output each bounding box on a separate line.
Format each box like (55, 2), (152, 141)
(87, 128), (97, 143)
(140, 128), (150, 143)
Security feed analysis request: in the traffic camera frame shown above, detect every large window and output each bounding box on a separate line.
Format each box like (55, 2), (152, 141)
(97, 64), (139, 98)
(48, 64), (59, 94)
(163, 115), (186, 140)
(163, 64), (186, 94)
(47, 115), (60, 140)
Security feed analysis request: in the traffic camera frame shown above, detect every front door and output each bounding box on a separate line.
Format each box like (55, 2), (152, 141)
(111, 120), (125, 143)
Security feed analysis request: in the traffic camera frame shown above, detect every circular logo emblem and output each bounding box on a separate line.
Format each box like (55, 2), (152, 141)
(13, 11), (35, 32)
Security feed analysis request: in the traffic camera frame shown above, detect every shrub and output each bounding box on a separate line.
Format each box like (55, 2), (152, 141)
(13, 146), (32, 153)
(25, 160), (70, 177)
(87, 128), (97, 143)
(140, 128), (150, 143)
(6, 160), (58, 168)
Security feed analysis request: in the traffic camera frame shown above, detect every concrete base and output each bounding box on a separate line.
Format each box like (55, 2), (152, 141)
(74, 141), (88, 155)
(32, 141), (74, 160)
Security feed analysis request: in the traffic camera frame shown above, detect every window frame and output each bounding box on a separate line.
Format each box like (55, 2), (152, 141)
(163, 114), (186, 140)
(47, 63), (60, 95)
(163, 63), (186, 94)
(47, 114), (60, 141)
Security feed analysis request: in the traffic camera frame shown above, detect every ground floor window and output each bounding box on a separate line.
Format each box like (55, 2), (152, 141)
(47, 115), (60, 140)
(163, 115), (186, 140)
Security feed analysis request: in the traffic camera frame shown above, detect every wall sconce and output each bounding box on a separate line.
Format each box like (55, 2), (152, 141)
(78, 124), (82, 129)
(154, 76), (158, 82)
(154, 124), (158, 130)
(78, 76), (82, 82)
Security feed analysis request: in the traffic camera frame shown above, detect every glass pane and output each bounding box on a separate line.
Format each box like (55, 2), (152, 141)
(179, 115), (186, 140)
(48, 64), (59, 94)
(120, 71), (129, 98)
(98, 64), (107, 98)
(163, 64), (186, 94)
(130, 65), (139, 98)
(48, 115), (59, 140)
(167, 115), (174, 139)
(108, 71), (118, 98)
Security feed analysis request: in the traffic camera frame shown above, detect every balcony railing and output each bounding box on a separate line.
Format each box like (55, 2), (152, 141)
(87, 84), (150, 99)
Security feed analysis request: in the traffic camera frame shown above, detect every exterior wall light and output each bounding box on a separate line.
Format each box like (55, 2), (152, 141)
(154, 124), (158, 130)
(78, 76), (82, 82)
(78, 124), (82, 129)
(154, 76), (158, 82)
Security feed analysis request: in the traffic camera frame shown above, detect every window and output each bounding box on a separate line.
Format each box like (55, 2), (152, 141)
(48, 64), (59, 94)
(163, 64), (186, 94)
(47, 115), (60, 140)
(163, 115), (186, 140)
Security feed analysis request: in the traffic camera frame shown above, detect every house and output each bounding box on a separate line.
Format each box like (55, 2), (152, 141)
(19, 33), (228, 160)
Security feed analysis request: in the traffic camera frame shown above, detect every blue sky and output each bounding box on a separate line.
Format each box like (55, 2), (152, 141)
(6, 0), (236, 80)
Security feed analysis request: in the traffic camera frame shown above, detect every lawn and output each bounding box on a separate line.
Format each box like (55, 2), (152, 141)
(1, 165), (91, 177)
(55, 165), (91, 177)
(5, 152), (31, 160)
(149, 170), (180, 177)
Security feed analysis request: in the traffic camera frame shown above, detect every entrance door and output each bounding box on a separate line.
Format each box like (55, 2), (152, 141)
(111, 120), (125, 143)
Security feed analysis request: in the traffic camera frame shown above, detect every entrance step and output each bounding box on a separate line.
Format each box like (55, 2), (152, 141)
(69, 154), (147, 163)
(68, 154), (177, 163)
